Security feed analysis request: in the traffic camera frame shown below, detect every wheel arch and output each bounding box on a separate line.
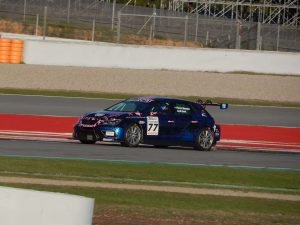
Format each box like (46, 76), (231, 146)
(123, 118), (145, 142)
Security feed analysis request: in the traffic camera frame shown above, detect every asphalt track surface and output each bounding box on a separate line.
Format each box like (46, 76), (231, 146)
(0, 139), (300, 169)
(1, 94), (300, 127)
(1, 94), (300, 169)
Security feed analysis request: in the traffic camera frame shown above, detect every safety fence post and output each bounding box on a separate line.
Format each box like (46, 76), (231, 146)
(92, 19), (95, 41)
(235, 20), (241, 49)
(152, 5), (156, 39)
(117, 11), (121, 43)
(256, 22), (262, 50)
(184, 15), (188, 46)
(35, 14), (39, 36)
(43, 6), (47, 40)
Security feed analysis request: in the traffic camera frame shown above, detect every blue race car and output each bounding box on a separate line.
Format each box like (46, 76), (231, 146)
(73, 96), (228, 151)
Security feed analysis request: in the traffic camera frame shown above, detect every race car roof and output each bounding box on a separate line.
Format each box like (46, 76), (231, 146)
(127, 96), (198, 106)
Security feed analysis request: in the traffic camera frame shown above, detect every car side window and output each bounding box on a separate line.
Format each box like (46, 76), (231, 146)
(174, 103), (192, 116)
(149, 101), (170, 115)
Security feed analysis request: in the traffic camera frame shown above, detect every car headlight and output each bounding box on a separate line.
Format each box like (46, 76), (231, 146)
(102, 118), (122, 126)
(76, 116), (84, 124)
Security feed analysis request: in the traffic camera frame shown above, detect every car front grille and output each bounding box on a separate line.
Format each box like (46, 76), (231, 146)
(81, 117), (99, 125)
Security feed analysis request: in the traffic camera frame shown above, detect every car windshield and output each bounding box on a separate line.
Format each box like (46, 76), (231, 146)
(105, 100), (148, 112)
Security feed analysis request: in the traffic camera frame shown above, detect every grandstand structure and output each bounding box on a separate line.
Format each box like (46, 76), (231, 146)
(166, 0), (299, 26)
(0, 0), (299, 51)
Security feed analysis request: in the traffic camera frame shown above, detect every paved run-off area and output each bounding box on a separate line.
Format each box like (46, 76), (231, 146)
(0, 64), (299, 102)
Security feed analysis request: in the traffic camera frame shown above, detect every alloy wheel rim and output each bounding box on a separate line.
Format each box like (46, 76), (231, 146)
(126, 126), (141, 145)
(199, 130), (213, 149)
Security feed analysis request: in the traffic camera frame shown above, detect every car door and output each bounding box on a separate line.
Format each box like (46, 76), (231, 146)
(142, 100), (174, 145)
(172, 101), (195, 143)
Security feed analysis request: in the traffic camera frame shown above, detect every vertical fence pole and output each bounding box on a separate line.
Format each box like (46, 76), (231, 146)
(23, 0), (27, 21)
(43, 6), (47, 40)
(152, 6), (156, 39)
(92, 19), (95, 42)
(235, 0), (239, 20)
(276, 12), (281, 51)
(184, 15), (188, 46)
(195, 13), (199, 42)
(67, 0), (71, 23)
(262, 0), (266, 23)
(296, 1), (299, 27)
(249, 0), (253, 22)
(276, 25), (280, 51)
(208, 0), (211, 17)
(256, 22), (261, 50)
(117, 11), (121, 43)
(149, 25), (153, 40)
(283, 2), (286, 24)
(205, 31), (209, 46)
(195, 0), (199, 42)
(35, 14), (39, 36)
(235, 20), (241, 49)
(111, 0), (116, 30)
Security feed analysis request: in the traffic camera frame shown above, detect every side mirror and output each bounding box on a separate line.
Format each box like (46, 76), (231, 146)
(220, 103), (228, 110)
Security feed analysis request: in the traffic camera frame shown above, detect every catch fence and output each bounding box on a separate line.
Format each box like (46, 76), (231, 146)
(0, 0), (299, 51)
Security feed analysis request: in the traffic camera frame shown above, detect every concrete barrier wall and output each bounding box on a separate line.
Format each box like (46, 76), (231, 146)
(22, 39), (300, 75)
(0, 186), (94, 225)
(2, 33), (300, 75)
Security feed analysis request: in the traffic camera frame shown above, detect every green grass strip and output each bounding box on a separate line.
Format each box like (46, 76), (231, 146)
(0, 156), (299, 192)
(1, 182), (300, 225)
(0, 88), (299, 107)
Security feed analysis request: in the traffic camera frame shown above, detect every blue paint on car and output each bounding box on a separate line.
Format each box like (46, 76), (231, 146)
(73, 96), (227, 150)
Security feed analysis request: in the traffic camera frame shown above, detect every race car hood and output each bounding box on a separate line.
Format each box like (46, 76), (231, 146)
(81, 110), (141, 121)
(83, 110), (141, 120)
(77, 110), (142, 127)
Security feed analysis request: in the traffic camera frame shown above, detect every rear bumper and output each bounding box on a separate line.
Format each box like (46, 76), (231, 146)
(214, 124), (221, 142)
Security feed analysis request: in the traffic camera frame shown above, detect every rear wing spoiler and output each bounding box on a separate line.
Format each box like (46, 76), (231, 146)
(196, 99), (228, 110)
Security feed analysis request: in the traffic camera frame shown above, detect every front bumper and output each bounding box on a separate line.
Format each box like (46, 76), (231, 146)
(73, 124), (124, 142)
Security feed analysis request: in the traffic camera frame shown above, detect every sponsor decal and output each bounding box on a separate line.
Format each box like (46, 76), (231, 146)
(147, 116), (159, 136)
(83, 117), (96, 120)
(174, 106), (190, 113)
(86, 135), (94, 141)
(95, 113), (105, 117)
(103, 138), (114, 142)
(80, 124), (96, 128)
(105, 131), (115, 137)
(135, 97), (155, 103)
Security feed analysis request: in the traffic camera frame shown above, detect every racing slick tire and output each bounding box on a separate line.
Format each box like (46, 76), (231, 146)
(121, 124), (142, 147)
(80, 140), (96, 144)
(195, 128), (215, 151)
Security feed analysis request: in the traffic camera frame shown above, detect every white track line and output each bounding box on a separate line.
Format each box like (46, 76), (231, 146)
(0, 130), (72, 136)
